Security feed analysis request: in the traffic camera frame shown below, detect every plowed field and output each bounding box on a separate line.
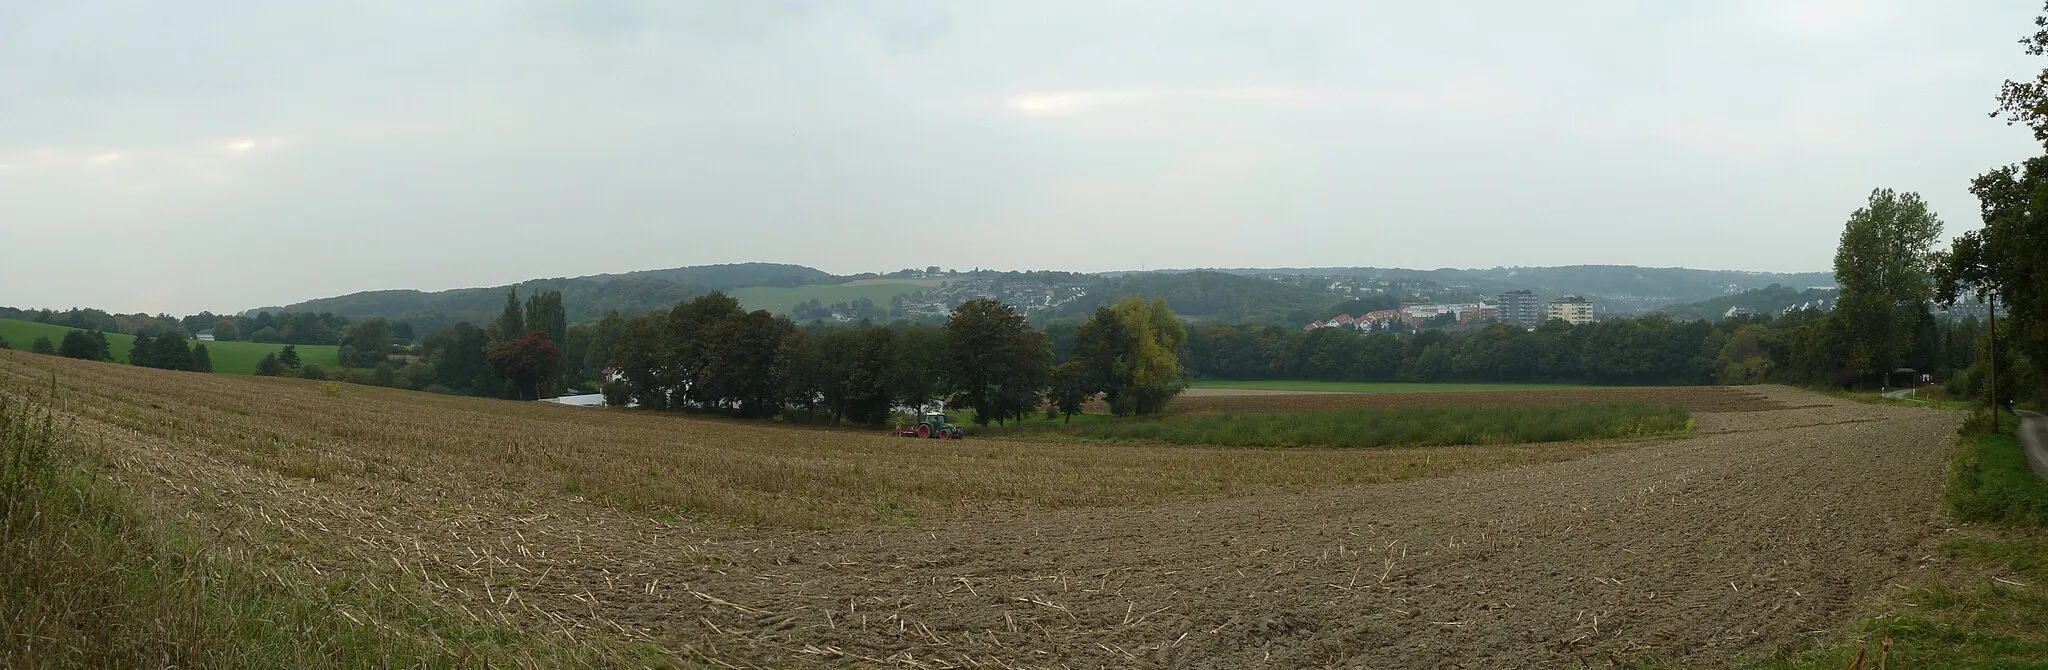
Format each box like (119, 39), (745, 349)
(1167, 385), (1800, 414)
(0, 353), (1962, 668)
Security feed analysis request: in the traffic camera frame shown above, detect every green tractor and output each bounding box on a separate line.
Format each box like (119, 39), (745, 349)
(892, 412), (965, 439)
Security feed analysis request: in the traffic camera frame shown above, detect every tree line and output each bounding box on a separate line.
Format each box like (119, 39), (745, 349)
(130, 331), (213, 373)
(8, 328), (215, 374)
(0, 306), (405, 347)
(252, 288), (580, 400)
(1179, 189), (1999, 394)
(1927, 19), (2048, 410)
(602, 294), (1187, 426)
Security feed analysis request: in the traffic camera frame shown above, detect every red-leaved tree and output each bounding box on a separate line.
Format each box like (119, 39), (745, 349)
(488, 330), (561, 400)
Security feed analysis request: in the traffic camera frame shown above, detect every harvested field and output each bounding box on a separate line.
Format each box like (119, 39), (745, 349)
(1166, 385), (1797, 414)
(0, 352), (1965, 668)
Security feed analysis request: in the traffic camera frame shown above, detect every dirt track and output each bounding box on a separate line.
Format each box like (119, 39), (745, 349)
(57, 382), (1959, 668)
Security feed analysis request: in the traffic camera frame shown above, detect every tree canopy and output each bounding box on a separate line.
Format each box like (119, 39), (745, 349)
(1075, 298), (1187, 416)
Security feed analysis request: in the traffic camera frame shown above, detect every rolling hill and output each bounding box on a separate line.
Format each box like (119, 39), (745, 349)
(249, 263), (1837, 332)
(249, 263), (829, 333)
(1652, 284), (1839, 321)
(1186, 265), (1836, 313)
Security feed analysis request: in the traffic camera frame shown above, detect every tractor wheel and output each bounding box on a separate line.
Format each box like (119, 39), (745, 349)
(937, 429), (950, 440)
(917, 424), (931, 439)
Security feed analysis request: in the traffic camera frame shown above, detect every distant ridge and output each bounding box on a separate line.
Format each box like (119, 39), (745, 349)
(250, 263), (1837, 333)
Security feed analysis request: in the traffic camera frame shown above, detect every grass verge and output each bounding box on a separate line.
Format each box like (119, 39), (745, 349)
(1752, 411), (2048, 669)
(0, 379), (666, 668)
(1950, 413), (2048, 526)
(979, 403), (1692, 449)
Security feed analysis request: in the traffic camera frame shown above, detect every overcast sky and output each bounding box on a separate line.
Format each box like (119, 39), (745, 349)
(3, 1), (2044, 315)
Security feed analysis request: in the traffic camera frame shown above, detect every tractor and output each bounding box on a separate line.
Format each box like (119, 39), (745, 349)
(891, 412), (965, 439)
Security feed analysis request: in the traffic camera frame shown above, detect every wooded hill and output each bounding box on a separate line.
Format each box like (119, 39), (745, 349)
(1188, 265), (1836, 313)
(247, 263), (1836, 331)
(1651, 284), (1840, 322)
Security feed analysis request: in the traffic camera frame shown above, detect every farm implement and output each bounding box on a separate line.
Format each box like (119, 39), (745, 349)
(890, 412), (965, 439)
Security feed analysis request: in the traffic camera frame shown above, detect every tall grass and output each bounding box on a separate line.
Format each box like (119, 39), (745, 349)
(995, 403), (1691, 449)
(1948, 412), (2048, 526)
(0, 380), (643, 668)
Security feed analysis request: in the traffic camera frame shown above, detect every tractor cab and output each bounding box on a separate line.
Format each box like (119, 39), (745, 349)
(916, 413), (964, 439)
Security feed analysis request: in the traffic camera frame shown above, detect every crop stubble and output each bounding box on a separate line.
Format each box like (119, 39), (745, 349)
(0, 352), (1962, 668)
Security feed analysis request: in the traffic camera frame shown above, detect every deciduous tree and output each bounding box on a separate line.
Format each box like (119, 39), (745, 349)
(1046, 360), (1090, 423)
(128, 332), (154, 365)
(888, 325), (948, 414)
(524, 291), (567, 345)
(339, 317), (392, 368)
(256, 353), (284, 376)
(698, 311), (795, 417)
(488, 331), (561, 400)
(609, 316), (667, 408)
(190, 344), (214, 373)
(1827, 188), (1943, 385)
(1074, 298), (1187, 416)
(942, 299), (1048, 426)
(494, 288), (525, 341)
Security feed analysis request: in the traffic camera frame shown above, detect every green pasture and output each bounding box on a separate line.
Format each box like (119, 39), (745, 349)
(971, 402), (1691, 449)
(0, 319), (339, 375)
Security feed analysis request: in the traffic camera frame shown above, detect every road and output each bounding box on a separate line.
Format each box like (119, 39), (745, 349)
(2020, 409), (2048, 481)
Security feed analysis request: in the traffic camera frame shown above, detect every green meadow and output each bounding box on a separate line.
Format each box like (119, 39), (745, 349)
(0, 319), (339, 375)
(975, 403), (1692, 449)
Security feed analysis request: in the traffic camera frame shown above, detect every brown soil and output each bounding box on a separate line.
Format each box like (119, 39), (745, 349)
(6, 355), (1959, 668)
(1164, 385), (1796, 415)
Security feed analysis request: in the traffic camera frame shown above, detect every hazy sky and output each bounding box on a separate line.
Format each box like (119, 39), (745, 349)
(3, 0), (2044, 315)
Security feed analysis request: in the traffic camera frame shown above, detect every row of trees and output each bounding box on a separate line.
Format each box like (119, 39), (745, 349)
(1926, 17), (2048, 410)
(130, 332), (213, 372)
(1180, 189), (1993, 393)
(8, 328), (215, 374)
(0, 306), (402, 346)
(273, 288), (579, 400)
(602, 294), (1188, 425)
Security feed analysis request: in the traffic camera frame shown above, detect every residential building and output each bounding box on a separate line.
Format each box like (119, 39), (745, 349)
(1498, 290), (1543, 330)
(1547, 295), (1595, 325)
(1456, 303), (1498, 323)
(1358, 309), (1403, 330)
